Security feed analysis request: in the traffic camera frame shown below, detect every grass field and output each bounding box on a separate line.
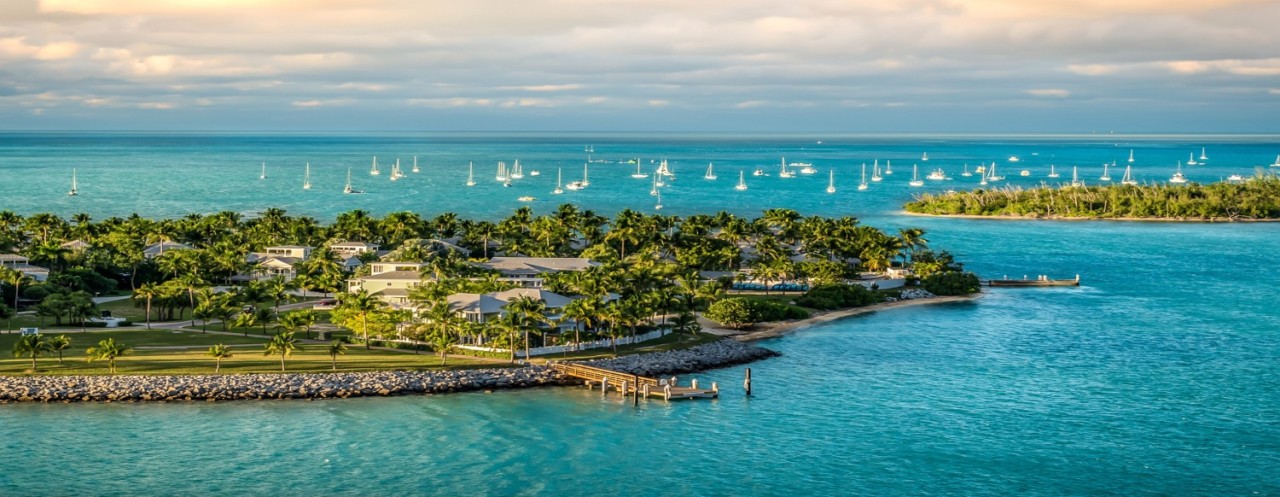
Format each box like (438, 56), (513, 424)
(542, 331), (723, 362)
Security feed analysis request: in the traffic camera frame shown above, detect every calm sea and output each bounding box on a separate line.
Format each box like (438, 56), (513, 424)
(1, 132), (1278, 496)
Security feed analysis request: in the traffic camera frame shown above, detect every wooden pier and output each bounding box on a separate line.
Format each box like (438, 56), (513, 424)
(988, 274), (1080, 287)
(550, 363), (719, 400)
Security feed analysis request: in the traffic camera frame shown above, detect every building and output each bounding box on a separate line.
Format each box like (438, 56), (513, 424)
(61, 240), (91, 252)
(472, 257), (598, 288)
(329, 241), (379, 259)
(143, 241), (193, 259)
(446, 288), (579, 346)
(346, 261), (428, 307)
(239, 246), (314, 282)
(0, 253), (50, 282)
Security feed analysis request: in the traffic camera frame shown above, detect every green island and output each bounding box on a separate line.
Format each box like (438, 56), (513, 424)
(1, 206), (977, 376)
(903, 173), (1280, 220)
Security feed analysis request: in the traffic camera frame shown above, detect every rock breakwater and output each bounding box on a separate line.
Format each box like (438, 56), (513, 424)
(575, 339), (780, 377)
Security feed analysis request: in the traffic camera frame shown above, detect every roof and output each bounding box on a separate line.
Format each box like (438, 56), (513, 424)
(356, 270), (422, 282)
(0, 253), (29, 262)
(144, 241), (192, 254)
(331, 241), (379, 249)
(256, 257), (300, 267)
(12, 264), (49, 274)
(61, 240), (91, 250)
(371, 287), (411, 297)
(266, 245), (312, 250)
(475, 257), (597, 275)
(490, 288), (574, 309)
(447, 293), (507, 314)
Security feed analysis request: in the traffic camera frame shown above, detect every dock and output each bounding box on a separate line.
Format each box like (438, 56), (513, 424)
(550, 363), (719, 400)
(988, 274), (1080, 287)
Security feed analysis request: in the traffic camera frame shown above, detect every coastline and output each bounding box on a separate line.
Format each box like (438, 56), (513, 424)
(899, 210), (1280, 223)
(729, 294), (980, 342)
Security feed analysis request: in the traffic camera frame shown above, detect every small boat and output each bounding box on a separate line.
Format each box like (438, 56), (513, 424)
(1199, 147), (1208, 161)
(921, 152), (929, 161)
(503, 180), (511, 188)
(565, 163), (589, 190)
(1128, 149), (1135, 163)
(584, 145), (594, 153)
(518, 196), (535, 202)
(1169, 162), (1187, 184)
(778, 157), (794, 178)
(1121, 165), (1137, 185)
(884, 160), (893, 175)
(795, 162), (818, 175)
(68, 168), (78, 196)
(343, 168), (363, 194)
(1227, 174), (1245, 182)
(412, 156), (420, 173)
(1272, 155), (1280, 167)
(826, 169), (836, 194)
(1070, 166), (1084, 188)
(961, 164), (972, 177)
(1099, 162), (1112, 182)
(975, 165), (986, 174)
(656, 159), (673, 177)
(495, 161), (508, 182)
(260, 162), (267, 180)
(928, 168), (947, 180)
(466, 161), (476, 187)
(858, 163), (869, 191)
(704, 162), (717, 180)
(1019, 170), (1030, 177)
(1186, 152), (1198, 166)
(734, 170), (748, 191)
(752, 167), (767, 177)
(303, 163), (312, 190)
(1008, 156), (1020, 162)
(654, 189), (663, 210)
(909, 164), (924, 187)
(631, 161), (648, 179)
(552, 168), (564, 194)
(530, 170), (540, 176)
(389, 159), (403, 181)
(650, 174), (659, 196)
(871, 163), (883, 182)
(1047, 164), (1060, 178)
(988, 163), (1004, 181)
(510, 160), (524, 179)
(370, 156), (380, 176)
(988, 275), (1080, 287)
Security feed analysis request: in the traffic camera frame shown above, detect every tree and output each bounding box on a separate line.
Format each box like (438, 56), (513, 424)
(705, 298), (755, 329)
(254, 307), (274, 335)
(192, 303), (216, 333)
(327, 339), (347, 371)
(207, 343), (233, 373)
(1, 266), (32, 316)
(86, 337), (130, 374)
(504, 295), (548, 361)
(0, 303), (13, 333)
(263, 331), (300, 372)
(232, 311), (257, 337)
(12, 333), (53, 372)
(134, 282), (159, 329)
(278, 311), (308, 339)
(50, 334), (72, 364)
(428, 324), (458, 366)
(336, 290), (384, 349)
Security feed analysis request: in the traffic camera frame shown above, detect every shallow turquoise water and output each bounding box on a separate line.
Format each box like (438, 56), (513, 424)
(2, 133), (1279, 496)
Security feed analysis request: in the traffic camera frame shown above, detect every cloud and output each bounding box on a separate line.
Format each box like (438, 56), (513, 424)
(734, 100), (766, 109)
(1271, 89), (1280, 95)
(1026, 89), (1071, 98)
(500, 84), (584, 92)
(1066, 64), (1116, 76)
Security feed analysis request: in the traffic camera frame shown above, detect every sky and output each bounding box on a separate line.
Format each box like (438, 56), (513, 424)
(1, 0), (1278, 132)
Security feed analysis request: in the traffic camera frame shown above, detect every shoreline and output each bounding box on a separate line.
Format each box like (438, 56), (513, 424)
(729, 294), (980, 342)
(899, 210), (1280, 223)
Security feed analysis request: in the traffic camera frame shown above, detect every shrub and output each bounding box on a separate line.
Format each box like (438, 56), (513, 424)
(796, 284), (880, 310)
(921, 271), (981, 296)
(705, 298), (754, 329)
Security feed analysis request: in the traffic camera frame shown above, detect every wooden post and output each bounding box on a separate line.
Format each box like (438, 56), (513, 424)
(620, 380), (629, 399)
(691, 378), (699, 389)
(663, 384), (671, 401)
(744, 368), (752, 396)
(641, 384), (650, 398)
(601, 376), (608, 396)
(633, 374), (640, 406)
(711, 382), (718, 394)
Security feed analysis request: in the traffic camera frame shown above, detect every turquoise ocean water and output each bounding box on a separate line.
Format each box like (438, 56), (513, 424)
(1, 133), (1279, 495)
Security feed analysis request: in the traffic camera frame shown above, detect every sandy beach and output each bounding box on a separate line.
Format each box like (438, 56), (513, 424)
(721, 294), (981, 342)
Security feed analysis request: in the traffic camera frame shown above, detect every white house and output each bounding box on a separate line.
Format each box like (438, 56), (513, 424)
(472, 257), (598, 288)
(347, 261), (429, 307)
(446, 287), (580, 346)
(330, 241), (379, 259)
(0, 253), (49, 282)
(143, 241), (193, 259)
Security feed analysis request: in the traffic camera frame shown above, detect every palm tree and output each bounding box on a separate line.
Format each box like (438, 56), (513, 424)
(263, 331), (300, 372)
(207, 343), (232, 373)
(192, 303), (216, 332)
(134, 282), (159, 329)
(254, 307), (274, 335)
(337, 290), (384, 349)
(232, 311), (257, 337)
(429, 324), (458, 366)
(50, 334), (72, 364)
(86, 338), (130, 374)
(1, 266), (32, 316)
(278, 311), (307, 339)
(326, 339), (347, 371)
(12, 333), (52, 372)
(504, 295), (548, 361)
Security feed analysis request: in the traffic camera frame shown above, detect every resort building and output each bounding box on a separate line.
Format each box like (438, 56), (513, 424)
(60, 239), (91, 252)
(143, 241), (193, 259)
(347, 261), (428, 308)
(0, 253), (50, 282)
(472, 257), (598, 288)
(329, 241), (380, 259)
(447, 288), (580, 346)
(240, 245), (314, 281)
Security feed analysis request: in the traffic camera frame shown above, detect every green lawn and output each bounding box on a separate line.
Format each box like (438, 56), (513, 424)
(542, 331), (723, 362)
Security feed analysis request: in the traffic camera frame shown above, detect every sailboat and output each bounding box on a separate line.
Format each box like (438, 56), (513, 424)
(552, 168), (564, 194)
(927, 168), (946, 181)
(370, 156), (380, 176)
(1128, 150), (1135, 163)
(1121, 165), (1137, 185)
(68, 168), (78, 196)
(466, 161), (476, 187)
(1047, 164), (1060, 178)
(1169, 162), (1187, 183)
(631, 161), (648, 179)
(1186, 152), (1198, 166)
(1099, 162), (1112, 182)
(510, 160), (524, 179)
(259, 162), (267, 180)
(1273, 155), (1280, 167)
(988, 162), (1004, 181)
(826, 170), (836, 194)
(921, 152), (929, 161)
(566, 163), (588, 190)
(858, 163), (869, 191)
(389, 159), (403, 181)
(735, 170), (748, 191)
(343, 167), (363, 194)
(584, 145), (594, 153)
(650, 173), (659, 196)
(1070, 166), (1084, 188)
(778, 157), (794, 178)
(495, 162), (508, 182)
(796, 162), (818, 175)
(884, 160), (893, 175)
(654, 188), (663, 211)
(961, 164), (972, 177)
(1199, 147), (1208, 161)
(412, 156), (420, 173)
(871, 163), (883, 182)
(1227, 173), (1244, 182)
(581, 162), (589, 187)
(656, 159), (672, 177)
(704, 162), (717, 180)
(909, 164), (924, 187)
(303, 163), (312, 190)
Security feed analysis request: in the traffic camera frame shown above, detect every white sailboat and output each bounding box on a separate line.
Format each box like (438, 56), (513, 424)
(343, 167), (363, 194)
(826, 169), (836, 194)
(1271, 154), (1280, 167)
(259, 162), (267, 180)
(650, 173), (659, 196)
(778, 157), (794, 178)
(871, 163), (883, 182)
(510, 160), (524, 179)
(1070, 166), (1084, 188)
(584, 145), (594, 153)
(654, 188), (663, 211)
(1169, 162), (1187, 183)
(466, 161), (476, 187)
(1186, 152), (1198, 166)
(988, 162), (1004, 181)
(1227, 173), (1244, 182)
(704, 162), (717, 180)
(68, 168), (78, 196)
(303, 163), (312, 190)
(909, 164), (924, 187)
(1099, 162), (1112, 182)
(495, 161), (508, 182)
(921, 152), (929, 161)
(858, 163), (869, 191)
(884, 160), (893, 175)
(412, 156), (420, 173)
(1199, 147), (1208, 161)
(1047, 164), (1060, 178)
(796, 162), (818, 175)
(1121, 165), (1137, 185)
(581, 162), (589, 187)
(370, 156), (380, 176)
(927, 168), (946, 181)
(552, 168), (564, 194)
(1128, 150), (1135, 163)
(961, 164), (972, 177)
(389, 159), (403, 181)
(631, 161), (648, 179)
(566, 163), (588, 190)
(735, 170), (748, 191)
(656, 159), (673, 177)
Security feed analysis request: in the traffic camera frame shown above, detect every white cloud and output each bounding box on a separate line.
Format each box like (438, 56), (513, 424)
(501, 84), (584, 92)
(1026, 89), (1071, 98)
(734, 100), (766, 109)
(647, 100), (670, 107)
(1269, 89), (1280, 95)
(1066, 64), (1116, 76)
(138, 102), (174, 109)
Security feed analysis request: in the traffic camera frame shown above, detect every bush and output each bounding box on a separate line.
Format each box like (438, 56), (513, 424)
(747, 300), (809, 321)
(796, 284), (881, 310)
(705, 298), (754, 329)
(921, 271), (981, 296)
